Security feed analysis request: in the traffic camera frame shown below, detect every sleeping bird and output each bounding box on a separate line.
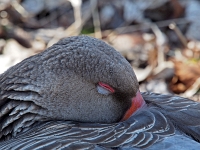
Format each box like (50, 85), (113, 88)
(0, 35), (200, 149)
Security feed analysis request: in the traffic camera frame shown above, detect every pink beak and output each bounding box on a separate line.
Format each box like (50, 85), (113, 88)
(121, 91), (146, 121)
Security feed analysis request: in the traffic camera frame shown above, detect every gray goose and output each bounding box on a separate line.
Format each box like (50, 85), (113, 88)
(0, 35), (200, 150)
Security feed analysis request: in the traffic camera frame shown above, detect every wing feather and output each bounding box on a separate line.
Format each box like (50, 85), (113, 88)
(142, 92), (200, 142)
(0, 106), (175, 149)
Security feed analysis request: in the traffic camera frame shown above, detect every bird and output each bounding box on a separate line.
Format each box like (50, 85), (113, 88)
(0, 35), (200, 150)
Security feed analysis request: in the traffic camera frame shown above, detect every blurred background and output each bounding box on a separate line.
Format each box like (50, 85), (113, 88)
(0, 0), (200, 100)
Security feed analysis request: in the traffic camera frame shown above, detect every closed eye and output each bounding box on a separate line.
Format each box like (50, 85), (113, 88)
(97, 82), (115, 95)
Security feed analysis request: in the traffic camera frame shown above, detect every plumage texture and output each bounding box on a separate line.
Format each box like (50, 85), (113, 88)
(0, 36), (139, 139)
(0, 101), (174, 149)
(0, 36), (200, 149)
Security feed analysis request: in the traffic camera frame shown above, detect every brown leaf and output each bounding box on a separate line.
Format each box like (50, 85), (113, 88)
(170, 59), (200, 94)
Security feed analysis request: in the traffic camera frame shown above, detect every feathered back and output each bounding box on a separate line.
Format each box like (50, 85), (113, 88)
(143, 92), (200, 142)
(0, 106), (175, 149)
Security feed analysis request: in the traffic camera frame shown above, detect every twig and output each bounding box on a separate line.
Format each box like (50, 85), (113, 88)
(90, 0), (102, 39)
(105, 18), (189, 35)
(69, 0), (82, 30)
(151, 23), (168, 63)
(11, 0), (29, 18)
(169, 22), (188, 48)
(47, 1), (91, 47)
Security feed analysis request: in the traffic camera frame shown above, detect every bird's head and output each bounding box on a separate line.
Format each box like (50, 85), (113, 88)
(0, 36), (145, 139)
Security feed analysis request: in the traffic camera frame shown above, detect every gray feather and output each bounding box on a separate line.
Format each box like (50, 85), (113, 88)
(0, 36), (200, 149)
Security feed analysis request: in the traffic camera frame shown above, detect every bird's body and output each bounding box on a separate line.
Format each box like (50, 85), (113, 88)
(0, 36), (200, 149)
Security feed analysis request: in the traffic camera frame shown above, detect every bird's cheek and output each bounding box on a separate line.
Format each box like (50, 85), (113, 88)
(121, 91), (146, 121)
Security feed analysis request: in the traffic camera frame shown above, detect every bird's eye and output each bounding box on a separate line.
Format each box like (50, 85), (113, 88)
(97, 82), (115, 95)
